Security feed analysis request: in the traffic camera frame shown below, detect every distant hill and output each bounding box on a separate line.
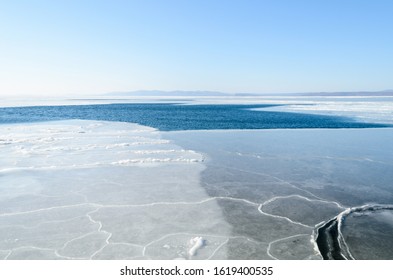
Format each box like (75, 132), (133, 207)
(105, 90), (232, 97)
(104, 90), (393, 97)
(235, 90), (393, 96)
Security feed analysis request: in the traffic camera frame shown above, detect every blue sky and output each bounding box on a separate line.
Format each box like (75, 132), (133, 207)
(1, 0), (392, 97)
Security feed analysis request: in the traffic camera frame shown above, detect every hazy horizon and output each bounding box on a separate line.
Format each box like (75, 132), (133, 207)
(2, 89), (393, 100)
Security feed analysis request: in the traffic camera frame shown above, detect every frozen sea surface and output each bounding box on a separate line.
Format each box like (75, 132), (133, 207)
(0, 120), (232, 260)
(1, 119), (392, 259)
(249, 96), (393, 125)
(1, 94), (392, 260)
(164, 128), (393, 260)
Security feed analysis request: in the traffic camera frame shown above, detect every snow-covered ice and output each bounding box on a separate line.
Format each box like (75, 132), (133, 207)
(0, 120), (230, 259)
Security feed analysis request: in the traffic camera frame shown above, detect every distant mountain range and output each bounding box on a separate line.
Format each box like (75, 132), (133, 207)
(105, 90), (393, 97)
(105, 90), (231, 97)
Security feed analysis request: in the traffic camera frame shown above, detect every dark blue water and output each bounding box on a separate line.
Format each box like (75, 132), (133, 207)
(0, 103), (390, 131)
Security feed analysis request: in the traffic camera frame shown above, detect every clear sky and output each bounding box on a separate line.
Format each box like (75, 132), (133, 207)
(1, 0), (392, 97)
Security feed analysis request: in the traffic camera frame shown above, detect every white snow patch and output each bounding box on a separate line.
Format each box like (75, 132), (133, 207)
(188, 237), (205, 256)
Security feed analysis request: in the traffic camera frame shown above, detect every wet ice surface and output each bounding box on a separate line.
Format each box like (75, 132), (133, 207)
(1, 120), (393, 259)
(342, 209), (393, 259)
(164, 128), (393, 260)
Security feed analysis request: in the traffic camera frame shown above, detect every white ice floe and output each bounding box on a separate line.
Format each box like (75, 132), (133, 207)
(251, 99), (393, 124)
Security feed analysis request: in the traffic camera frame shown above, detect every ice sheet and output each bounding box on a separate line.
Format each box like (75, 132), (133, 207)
(0, 120), (231, 259)
(2, 119), (393, 259)
(342, 209), (393, 259)
(165, 128), (393, 259)
(251, 99), (393, 125)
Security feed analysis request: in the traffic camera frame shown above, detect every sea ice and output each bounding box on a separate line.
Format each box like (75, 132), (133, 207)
(0, 120), (230, 259)
(2, 118), (393, 259)
(164, 127), (393, 259)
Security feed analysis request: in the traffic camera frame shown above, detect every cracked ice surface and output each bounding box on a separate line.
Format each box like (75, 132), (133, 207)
(164, 128), (393, 260)
(2, 120), (393, 259)
(0, 120), (232, 260)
